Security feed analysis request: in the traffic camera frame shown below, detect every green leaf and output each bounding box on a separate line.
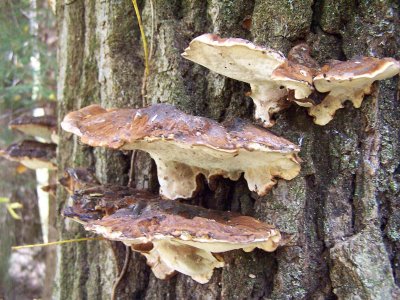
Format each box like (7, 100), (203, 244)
(0, 197), (10, 204)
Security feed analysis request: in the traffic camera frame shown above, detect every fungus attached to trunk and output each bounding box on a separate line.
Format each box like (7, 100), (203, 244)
(61, 104), (301, 200)
(63, 184), (282, 283)
(59, 167), (100, 194)
(0, 140), (57, 170)
(181, 34), (313, 127)
(9, 115), (58, 143)
(309, 57), (400, 125)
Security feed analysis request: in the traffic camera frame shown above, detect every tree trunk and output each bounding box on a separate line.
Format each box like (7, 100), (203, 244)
(55, 0), (400, 299)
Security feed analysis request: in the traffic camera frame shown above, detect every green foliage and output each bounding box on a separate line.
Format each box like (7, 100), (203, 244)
(0, 197), (23, 220)
(0, 0), (33, 110)
(0, 0), (56, 107)
(0, 0), (56, 144)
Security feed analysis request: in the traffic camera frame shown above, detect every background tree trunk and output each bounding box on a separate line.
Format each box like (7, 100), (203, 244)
(55, 0), (399, 299)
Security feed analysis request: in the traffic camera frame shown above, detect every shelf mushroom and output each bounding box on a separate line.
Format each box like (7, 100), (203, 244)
(63, 184), (282, 284)
(308, 57), (400, 125)
(0, 140), (57, 170)
(9, 115), (58, 143)
(61, 104), (301, 200)
(182, 34), (313, 127)
(59, 167), (100, 194)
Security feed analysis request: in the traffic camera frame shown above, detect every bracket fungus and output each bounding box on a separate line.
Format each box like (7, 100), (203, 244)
(61, 104), (301, 200)
(182, 33), (313, 127)
(59, 167), (100, 194)
(0, 140), (57, 170)
(63, 184), (282, 283)
(308, 57), (400, 125)
(9, 115), (58, 143)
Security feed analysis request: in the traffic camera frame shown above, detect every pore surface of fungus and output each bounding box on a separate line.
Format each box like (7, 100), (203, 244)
(0, 140), (57, 170)
(64, 184), (281, 283)
(182, 33), (313, 127)
(61, 104), (301, 199)
(9, 115), (58, 143)
(309, 57), (400, 125)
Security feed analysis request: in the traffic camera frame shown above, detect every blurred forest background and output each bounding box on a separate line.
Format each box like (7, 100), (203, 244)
(0, 1), (56, 299)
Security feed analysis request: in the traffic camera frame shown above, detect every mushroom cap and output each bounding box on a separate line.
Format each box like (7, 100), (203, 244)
(87, 200), (280, 252)
(182, 33), (286, 83)
(9, 115), (57, 143)
(271, 61), (313, 100)
(64, 184), (281, 283)
(62, 104), (298, 152)
(287, 43), (320, 72)
(59, 167), (100, 195)
(182, 34), (313, 127)
(61, 104), (301, 199)
(65, 184), (280, 251)
(310, 57), (400, 125)
(0, 140), (57, 170)
(63, 184), (159, 221)
(313, 57), (400, 92)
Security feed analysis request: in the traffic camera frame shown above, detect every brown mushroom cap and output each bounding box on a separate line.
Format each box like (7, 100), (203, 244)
(0, 140), (57, 170)
(59, 167), (100, 195)
(61, 104), (301, 199)
(181, 33), (313, 127)
(309, 57), (400, 125)
(64, 184), (281, 283)
(9, 115), (58, 143)
(287, 43), (320, 72)
(271, 61), (314, 107)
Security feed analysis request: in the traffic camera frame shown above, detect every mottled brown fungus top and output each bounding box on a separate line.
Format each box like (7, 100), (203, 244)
(64, 184), (281, 250)
(310, 57), (400, 125)
(59, 167), (100, 195)
(62, 104), (301, 199)
(62, 103), (299, 152)
(0, 140), (57, 169)
(9, 115), (57, 143)
(64, 183), (282, 283)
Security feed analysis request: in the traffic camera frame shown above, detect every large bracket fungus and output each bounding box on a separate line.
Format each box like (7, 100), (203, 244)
(63, 184), (282, 284)
(182, 33), (314, 127)
(61, 104), (301, 200)
(308, 57), (400, 125)
(0, 140), (57, 170)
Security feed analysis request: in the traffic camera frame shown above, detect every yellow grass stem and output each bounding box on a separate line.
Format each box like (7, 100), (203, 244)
(11, 237), (104, 250)
(132, 0), (149, 76)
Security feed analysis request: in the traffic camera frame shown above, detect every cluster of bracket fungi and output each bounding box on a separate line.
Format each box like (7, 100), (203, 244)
(183, 34), (400, 127)
(1, 108), (58, 170)
(60, 104), (293, 282)
(60, 168), (281, 283)
(59, 34), (400, 283)
(3, 34), (399, 284)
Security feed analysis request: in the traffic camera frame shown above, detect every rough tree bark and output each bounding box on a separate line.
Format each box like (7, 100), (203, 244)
(55, 0), (399, 299)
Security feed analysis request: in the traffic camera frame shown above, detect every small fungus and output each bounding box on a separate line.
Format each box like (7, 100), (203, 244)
(0, 140), (57, 170)
(309, 57), (400, 125)
(59, 167), (100, 194)
(287, 43), (319, 72)
(61, 104), (301, 200)
(64, 184), (282, 283)
(9, 115), (58, 143)
(181, 33), (313, 127)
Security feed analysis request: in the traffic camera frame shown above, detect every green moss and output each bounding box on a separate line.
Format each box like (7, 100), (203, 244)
(251, 0), (313, 52)
(319, 0), (356, 34)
